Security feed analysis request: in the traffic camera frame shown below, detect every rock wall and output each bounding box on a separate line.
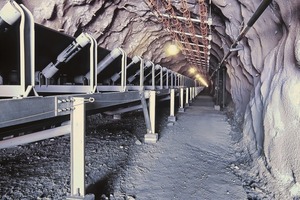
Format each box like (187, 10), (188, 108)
(13, 0), (300, 198)
(211, 0), (300, 198)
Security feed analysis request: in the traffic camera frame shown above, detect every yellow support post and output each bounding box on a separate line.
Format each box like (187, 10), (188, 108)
(144, 91), (158, 143)
(168, 89), (176, 121)
(185, 87), (189, 107)
(69, 97), (85, 199)
(178, 88), (185, 113)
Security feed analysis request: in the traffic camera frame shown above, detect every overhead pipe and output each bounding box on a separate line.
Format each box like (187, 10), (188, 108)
(210, 0), (272, 78)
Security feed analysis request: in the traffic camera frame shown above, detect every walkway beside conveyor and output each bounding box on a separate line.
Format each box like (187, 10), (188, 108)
(117, 95), (247, 199)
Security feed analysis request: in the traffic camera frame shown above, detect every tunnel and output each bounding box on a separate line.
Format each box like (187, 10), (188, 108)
(0, 0), (299, 199)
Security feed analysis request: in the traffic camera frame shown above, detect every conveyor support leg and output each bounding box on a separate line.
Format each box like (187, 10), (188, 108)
(192, 87), (195, 100)
(189, 87), (193, 103)
(168, 89), (177, 121)
(178, 88), (185, 113)
(185, 87), (189, 107)
(144, 91), (158, 143)
(68, 97), (86, 200)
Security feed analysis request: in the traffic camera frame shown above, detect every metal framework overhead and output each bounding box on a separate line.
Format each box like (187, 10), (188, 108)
(147, 0), (212, 78)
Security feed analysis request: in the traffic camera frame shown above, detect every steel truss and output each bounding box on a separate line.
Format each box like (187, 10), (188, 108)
(146, 0), (212, 77)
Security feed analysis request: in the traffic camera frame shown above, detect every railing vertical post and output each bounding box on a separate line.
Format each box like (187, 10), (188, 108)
(160, 67), (163, 89)
(166, 70), (169, 88)
(152, 64), (155, 90)
(171, 72), (174, 88)
(139, 58), (144, 91)
(120, 48), (127, 92)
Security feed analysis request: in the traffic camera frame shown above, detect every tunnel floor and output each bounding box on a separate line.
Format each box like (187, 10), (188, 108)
(116, 95), (247, 199)
(0, 95), (267, 199)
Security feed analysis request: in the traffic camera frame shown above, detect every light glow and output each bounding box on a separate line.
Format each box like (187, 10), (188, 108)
(165, 43), (180, 56)
(195, 74), (209, 87)
(189, 67), (196, 74)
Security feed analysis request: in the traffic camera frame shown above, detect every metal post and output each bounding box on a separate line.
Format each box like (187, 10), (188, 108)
(171, 72), (174, 88)
(178, 88), (185, 112)
(193, 87), (196, 99)
(120, 48), (127, 92)
(149, 91), (156, 134)
(139, 58), (144, 91)
(173, 74), (176, 87)
(140, 92), (152, 134)
(168, 89), (176, 121)
(152, 64), (155, 90)
(185, 87), (189, 107)
(189, 87), (193, 103)
(160, 67), (163, 89)
(85, 34), (97, 93)
(191, 87), (194, 100)
(144, 91), (158, 143)
(166, 70), (169, 88)
(70, 97), (85, 198)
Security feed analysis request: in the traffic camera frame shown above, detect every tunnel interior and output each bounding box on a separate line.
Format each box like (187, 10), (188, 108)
(0, 0), (300, 198)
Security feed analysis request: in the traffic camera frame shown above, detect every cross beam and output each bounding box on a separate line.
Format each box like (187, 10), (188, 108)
(161, 13), (212, 25)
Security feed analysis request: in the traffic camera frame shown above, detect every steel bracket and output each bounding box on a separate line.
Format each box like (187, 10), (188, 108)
(55, 96), (75, 116)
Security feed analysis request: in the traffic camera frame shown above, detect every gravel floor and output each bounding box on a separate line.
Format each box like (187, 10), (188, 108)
(0, 98), (271, 200)
(0, 109), (149, 200)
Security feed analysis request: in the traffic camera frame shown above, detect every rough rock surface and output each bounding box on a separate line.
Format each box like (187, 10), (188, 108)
(5, 0), (300, 198)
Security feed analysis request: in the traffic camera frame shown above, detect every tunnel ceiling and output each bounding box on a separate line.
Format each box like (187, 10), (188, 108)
(17, 0), (275, 80)
(13, 0), (300, 199)
(18, 0), (218, 79)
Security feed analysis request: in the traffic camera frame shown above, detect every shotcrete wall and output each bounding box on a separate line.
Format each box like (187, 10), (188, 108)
(11, 0), (300, 198)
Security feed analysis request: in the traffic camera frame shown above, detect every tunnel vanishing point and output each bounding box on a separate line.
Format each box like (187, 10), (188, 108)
(0, 0), (299, 199)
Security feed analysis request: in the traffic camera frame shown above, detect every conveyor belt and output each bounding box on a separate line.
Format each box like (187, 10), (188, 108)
(0, 2), (205, 198)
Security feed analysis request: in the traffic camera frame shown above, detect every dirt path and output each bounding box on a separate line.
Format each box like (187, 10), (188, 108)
(118, 95), (247, 199)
